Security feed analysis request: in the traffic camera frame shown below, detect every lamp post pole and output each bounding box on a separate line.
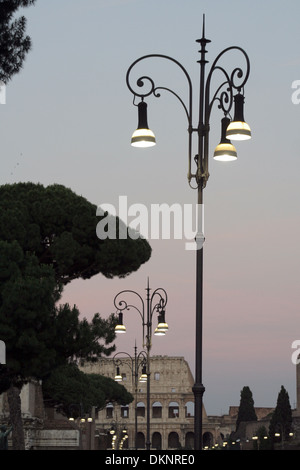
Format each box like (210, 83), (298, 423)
(125, 16), (251, 450)
(114, 279), (168, 450)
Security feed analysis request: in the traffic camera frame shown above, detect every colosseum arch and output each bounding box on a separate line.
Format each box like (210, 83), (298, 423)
(168, 431), (180, 449)
(152, 432), (162, 450)
(136, 432), (145, 449)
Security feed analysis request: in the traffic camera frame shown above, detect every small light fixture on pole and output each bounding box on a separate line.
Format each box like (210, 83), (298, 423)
(213, 117), (237, 162)
(226, 93), (251, 141)
(139, 365), (148, 382)
(131, 100), (156, 147)
(115, 312), (126, 334)
(154, 309), (168, 335)
(114, 366), (123, 382)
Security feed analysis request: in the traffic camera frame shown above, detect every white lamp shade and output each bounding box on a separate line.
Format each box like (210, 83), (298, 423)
(156, 322), (168, 332)
(115, 324), (126, 334)
(131, 100), (156, 147)
(131, 128), (156, 147)
(226, 121), (251, 141)
(154, 327), (166, 336)
(226, 93), (251, 141)
(213, 142), (237, 162)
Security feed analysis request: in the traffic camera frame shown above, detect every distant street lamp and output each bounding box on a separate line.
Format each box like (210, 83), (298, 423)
(108, 420), (128, 450)
(125, 15), (251, 450)
(114, 279), (168, 450)
(113, 344), (147, 449)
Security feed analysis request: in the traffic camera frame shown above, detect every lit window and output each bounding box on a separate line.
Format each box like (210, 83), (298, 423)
(185, 401), (194, 418)
(106, 403), (113, 419)
(121, 405), (129, 418)
(169, 402), (179, 418)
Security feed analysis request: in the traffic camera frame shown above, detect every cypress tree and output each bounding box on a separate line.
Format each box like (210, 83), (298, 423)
(269, 385), (293, 444)
(236, 386), (257, 431)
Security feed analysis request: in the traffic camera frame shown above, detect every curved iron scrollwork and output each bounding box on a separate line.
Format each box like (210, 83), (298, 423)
(126, 40), (250, 191)
(205, 46), (250, 121)
(126, 54), (193, 124)
(114, 289), (145, 322)
(113, 349), (147, 376)
(113, 282), (168, 347)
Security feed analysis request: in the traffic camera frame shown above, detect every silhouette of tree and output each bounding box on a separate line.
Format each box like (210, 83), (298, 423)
(0, 182), (151, 449)
(0, 0), (36, 83)
(236, 386), (257, 431)
(42, 363), (134, 418)
(269, 385), (292, 448)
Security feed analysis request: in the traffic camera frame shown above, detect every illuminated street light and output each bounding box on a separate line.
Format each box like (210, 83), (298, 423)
(113, 279), (168, 450)
(126, 15), (250, 450)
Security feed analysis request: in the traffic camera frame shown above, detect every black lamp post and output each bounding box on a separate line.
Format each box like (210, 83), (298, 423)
(125, 16), (251, 450)
(114, 279), (168, 450)
(113, 344), (147, 450)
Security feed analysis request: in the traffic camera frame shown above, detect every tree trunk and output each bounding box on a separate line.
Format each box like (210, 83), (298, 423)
(6, 384), (25, 450)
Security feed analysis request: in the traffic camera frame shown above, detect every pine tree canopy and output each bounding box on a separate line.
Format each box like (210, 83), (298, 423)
(0, 182), (151, 389)
(0, 182), (151, 284)
(42, 363), (134, 416)
(0, 1), (36, 83)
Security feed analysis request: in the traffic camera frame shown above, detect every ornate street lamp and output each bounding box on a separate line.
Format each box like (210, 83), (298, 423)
(114, 279), (168, 450)
(113, 345), (147, 450)
(108, 421), (128, 450)
(125, 16), (251, 450)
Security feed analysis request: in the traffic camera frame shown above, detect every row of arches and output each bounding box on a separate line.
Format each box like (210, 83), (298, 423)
(106, 429), (215, 450)
(136, 432), (213, 449)
(106, 401), (194, 419)
(119, 431), (195, 450)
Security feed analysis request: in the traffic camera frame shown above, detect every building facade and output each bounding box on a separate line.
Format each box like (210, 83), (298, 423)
(0, 380), (80, 449)
(3, 353), (297, 449)
(82, 355), (223, 450)
(0, 356), (227, 450)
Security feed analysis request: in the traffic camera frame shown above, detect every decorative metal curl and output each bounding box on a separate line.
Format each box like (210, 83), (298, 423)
(113, 349), (147, 374)
(113, 282), (168, 346)
(230, 66), (247, 90)
(126, 42), (250, 192)
(150, 288), (168, 313)
(135, 76), (156, 98)
(209, 68), (233, 117)
(114, 290), (144, 323)
(126, 54), (193, 124)
(205, 46), (250, 121)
